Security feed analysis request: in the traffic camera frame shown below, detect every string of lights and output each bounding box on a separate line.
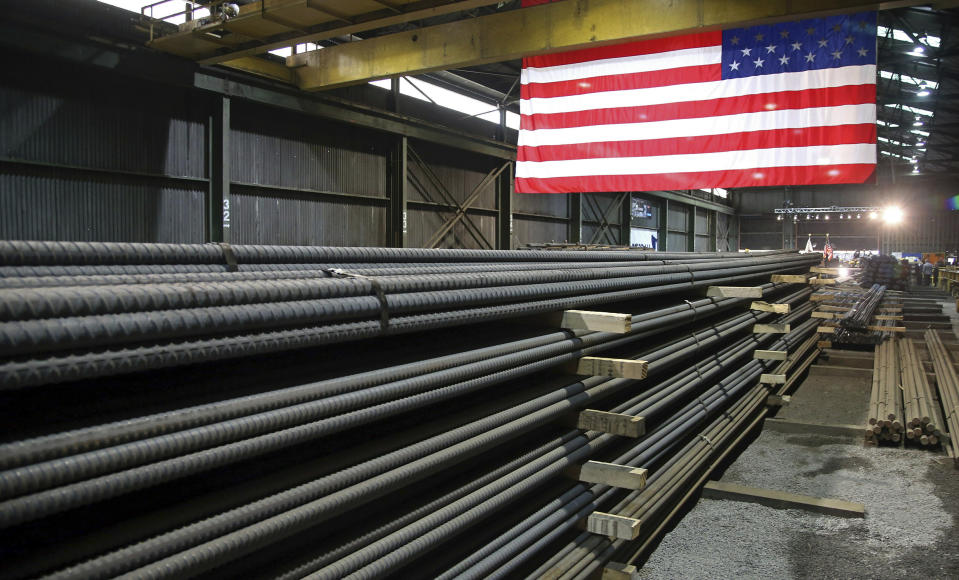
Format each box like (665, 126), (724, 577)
(772, 206), (903, 224)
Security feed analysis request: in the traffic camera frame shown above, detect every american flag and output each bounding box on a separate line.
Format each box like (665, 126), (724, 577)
(516, 11), (878, 193)
(824, 238), (834, 259)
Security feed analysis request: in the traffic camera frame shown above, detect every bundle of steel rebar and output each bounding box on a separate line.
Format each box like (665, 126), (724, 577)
(840, 283), (885, 330)
(925, 329), (959, 458)
(865, 338), (903, 445)
(900, 337), (944, 446)
(0, 241), (821, 579)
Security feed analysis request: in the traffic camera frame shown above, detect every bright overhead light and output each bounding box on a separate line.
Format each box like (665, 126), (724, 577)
(917, 89), (930, 96)
(916, 141), (926, 147)
(911, 45), (925, 55)
(824, 215), (830, 220)
(910, 158), (918, 164)
(869, 212), (878, 219)
(914, 121), (924, 126)
(912, 166), (920, 174)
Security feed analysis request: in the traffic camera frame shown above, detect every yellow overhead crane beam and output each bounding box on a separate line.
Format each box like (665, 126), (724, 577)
(288, 0), (918, 91)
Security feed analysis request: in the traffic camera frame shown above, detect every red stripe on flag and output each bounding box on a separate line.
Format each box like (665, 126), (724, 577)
(520, 64), (721, 100)
(515, 165), (877, 193)
(521, 84), (876, 131)
(523, 32), (722, 69)
(517, 125), (877, 163)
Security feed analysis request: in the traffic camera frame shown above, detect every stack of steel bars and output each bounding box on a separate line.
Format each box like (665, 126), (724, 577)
(834, 283), (885, 344)
(0, 241), (819, 579)
(866, 338), (903, 445)
(925, 329), (959, 459)
(900, 337), (944, 447)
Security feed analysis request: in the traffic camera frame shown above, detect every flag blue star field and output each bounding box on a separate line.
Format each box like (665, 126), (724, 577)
(516, 11), (878, 193)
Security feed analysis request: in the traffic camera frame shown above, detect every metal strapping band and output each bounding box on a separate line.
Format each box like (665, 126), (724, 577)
(218, 243), (238, 272)
(325, 268), (391, 330)
(699, 435), (714, 448)
(684, 299), (699, 325)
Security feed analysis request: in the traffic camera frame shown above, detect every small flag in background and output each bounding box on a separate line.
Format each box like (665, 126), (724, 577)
(824, 237), (834, 260)
(517, 10), (878, 193)
(805, 235), (814, 253)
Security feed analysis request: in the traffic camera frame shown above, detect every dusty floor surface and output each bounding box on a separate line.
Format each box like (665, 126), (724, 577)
(640, 295), (959, 579)
(640, 430), (959, 579)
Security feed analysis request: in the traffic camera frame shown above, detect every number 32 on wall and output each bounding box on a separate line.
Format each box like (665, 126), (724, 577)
(223, 199), (231, 229)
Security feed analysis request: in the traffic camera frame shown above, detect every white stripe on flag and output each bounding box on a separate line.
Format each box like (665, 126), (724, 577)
(520, 46), (722, 85)
(520, 65), (876, 116)
(515, 144), (877, 178)
(517, 104), (876, 147)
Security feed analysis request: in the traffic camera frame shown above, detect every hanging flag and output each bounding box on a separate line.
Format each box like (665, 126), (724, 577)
(516, 9), (877, 193)
(824, 237), (834, 260)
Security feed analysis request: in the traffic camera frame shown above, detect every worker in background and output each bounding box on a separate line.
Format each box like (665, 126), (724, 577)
(933, 261), (941, 287)
(921, 260), (934, 286)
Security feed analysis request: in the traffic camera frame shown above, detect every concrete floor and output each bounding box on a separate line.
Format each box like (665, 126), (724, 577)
(640, 294), (959, 579)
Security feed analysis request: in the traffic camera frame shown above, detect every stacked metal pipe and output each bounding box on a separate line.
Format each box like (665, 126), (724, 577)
(900, 338), (944, 446)
(866, 338), (904, 445)
(925, 329), (959, 458)
(0, 241), (820, 579)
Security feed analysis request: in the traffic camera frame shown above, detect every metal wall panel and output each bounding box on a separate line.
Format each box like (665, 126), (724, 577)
(667, 232), (687, 250)
(406, 142), (499, 211)
(667, 204), (687, 231)
(0, 77), (207, 178)
(512, 217), (568, 248)
(230, 102), (387, 196)
(406, 207), (496, 249)
(231, 186), (385, 246)
(694, 235), (711, 252)
(0, 170), (204, 242)
(513, 192), (569, 218)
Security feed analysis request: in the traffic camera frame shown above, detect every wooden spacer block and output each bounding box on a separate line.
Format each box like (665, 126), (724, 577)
(810, 277), (837, 285)
(754, 349), (788, 360)
(817, 340), (832, 349)
(753, 323), (790, 334)
(771, 274), (812, 283)
(750, 301), (790, 314)
(707, 286), (763, 298)
(602, 563), (638, 580)
(767, 394), (792, 407)
(561, 310), (632, 333)
(760, 373), (787, 384)
(810, 267), (847, 275)
(872, 315), (903, 321)
(811, 311), (835, 319)
(587, 512), (642, 540)
(809, 294), (835, 302)
(818, 326), (836, 334)
(576, 357), (648, 379)
(578, 461), (648, 490)
(576, 409), (646, 437)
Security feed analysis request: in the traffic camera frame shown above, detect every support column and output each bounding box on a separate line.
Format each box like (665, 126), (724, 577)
(686, 204), (696, 252)
(569, 193), (582, 243)
(709, 210), (717, 251)
(387, 136), (408, 248)
(389, 77), (401, 113)
(620, 193), (632, 246)
(497, 161), (513, 249)
(658, 199), (668, 251)
(207, 96), (230, 243)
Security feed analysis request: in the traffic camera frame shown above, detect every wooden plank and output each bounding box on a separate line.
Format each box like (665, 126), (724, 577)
(809, 294), (837, 302)
(749, 301), (790, 314)
(586, 512), (641, 540)
(811, 311), (836, 319)
(602, 563), (638, 580)
(817, 340), (832, 348)
(754, 349), (788, 360)
(578, 461), (648, 490)
(706, 286), (763, 298)
(576, 357), (648, 379)
(818, 326), (836, 334)
(810, 277), (837, 285)
(753, 323), (790, 334)
(866, 325), (906, 332)
(561, 310), (632, 333)
(760, 373), (787, 384)
(872, 315), (904, 321)
(576, 410), (646, 438)
(702, 481), (865, 518)
(763, 417), (865, 439)
(771, 274), (812, 283)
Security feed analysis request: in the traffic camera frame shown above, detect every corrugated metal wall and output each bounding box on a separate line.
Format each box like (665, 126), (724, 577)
(0, 61), (207, 242)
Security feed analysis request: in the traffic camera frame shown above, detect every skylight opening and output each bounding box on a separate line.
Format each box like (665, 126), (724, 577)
(877, 25), (941, 48)
(884, 104), (934, 117)
(369, 77), (520, 130)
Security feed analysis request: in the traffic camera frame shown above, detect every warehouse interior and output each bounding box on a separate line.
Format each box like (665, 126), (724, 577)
(1, 1), (958, 579)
